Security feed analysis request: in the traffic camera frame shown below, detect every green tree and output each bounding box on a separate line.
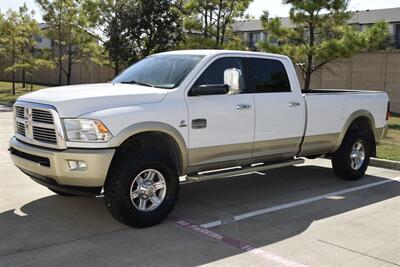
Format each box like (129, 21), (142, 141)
(0, 6), (39, 94)
(0, 9), (22, 94)
(13, 5), (44, 89)
(89, 0), (129, 76)
(119, 0), (184, 62)
(259, 0), (389, 90)
(183, 0), (251, 48)
(36, 0), (101, 85)
(223, 33), (248, 50)
(0, 13), (5, 56)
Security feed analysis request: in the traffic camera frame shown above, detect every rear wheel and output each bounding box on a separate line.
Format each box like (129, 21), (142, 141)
(104, 151), (179, 228)
(332, 131), (372, 180)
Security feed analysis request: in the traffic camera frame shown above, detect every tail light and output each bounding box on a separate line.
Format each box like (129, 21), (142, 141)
(386, 102), (390, 121)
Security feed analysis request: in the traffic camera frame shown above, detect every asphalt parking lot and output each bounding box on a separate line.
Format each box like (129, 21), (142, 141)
(0, 105), (399, 267)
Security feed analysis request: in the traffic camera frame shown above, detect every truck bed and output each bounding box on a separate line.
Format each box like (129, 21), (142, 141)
(298, 90), (388, 157)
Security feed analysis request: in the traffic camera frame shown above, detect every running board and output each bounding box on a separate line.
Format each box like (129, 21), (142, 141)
(184, 158), (305, 183)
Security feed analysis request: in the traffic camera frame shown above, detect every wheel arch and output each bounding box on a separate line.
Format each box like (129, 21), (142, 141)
(110, 122), (188, 175)
(333, 110), (377, 156)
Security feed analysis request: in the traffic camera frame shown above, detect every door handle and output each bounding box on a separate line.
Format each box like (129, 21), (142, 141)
(192, 118), (207, 129)
(236, 104), (251, 110)
(289, 102), (301, 107)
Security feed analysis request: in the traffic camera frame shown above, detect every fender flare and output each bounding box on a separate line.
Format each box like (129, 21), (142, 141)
(333, 110), (376, 152)
(110, 122), (188, 175)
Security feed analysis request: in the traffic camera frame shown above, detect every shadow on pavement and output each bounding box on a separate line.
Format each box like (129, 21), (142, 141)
(0, 165), (399, 266)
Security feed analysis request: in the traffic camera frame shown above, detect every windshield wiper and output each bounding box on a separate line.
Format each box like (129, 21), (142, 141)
(121, 80), (155, 88)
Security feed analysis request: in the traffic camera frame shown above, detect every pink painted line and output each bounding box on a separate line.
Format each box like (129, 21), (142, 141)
(169, 216), (309, 267)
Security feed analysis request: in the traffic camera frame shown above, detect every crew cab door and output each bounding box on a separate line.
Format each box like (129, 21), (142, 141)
(185, 57), (255, 167)
(243, 57), (305, 161)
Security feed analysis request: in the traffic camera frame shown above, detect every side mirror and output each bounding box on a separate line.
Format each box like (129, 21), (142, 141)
(224, 68), (241, 94)
(189, 84), (229, 96)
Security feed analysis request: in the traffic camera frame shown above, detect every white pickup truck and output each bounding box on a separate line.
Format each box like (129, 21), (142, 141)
(9, 50), (389, 227)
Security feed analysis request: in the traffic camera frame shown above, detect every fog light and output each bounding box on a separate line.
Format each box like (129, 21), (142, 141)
(68, 160), (87, 171)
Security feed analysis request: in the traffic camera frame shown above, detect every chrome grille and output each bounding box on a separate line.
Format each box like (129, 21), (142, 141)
(14, 102), (66, 149)
(32, 109), (54, 124)
(16, 106), (24, 119)
(33, 126), (57, 144)
(16, 122), (26, 136)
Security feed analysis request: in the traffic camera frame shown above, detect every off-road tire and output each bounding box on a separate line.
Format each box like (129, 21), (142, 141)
(332, 131), (372, 180)
(104, 151), (179, 228)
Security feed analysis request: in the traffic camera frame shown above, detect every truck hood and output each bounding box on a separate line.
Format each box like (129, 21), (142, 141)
(18, 83), (168, 117)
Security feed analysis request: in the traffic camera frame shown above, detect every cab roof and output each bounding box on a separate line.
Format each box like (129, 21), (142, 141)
(158, 49), (290, 60)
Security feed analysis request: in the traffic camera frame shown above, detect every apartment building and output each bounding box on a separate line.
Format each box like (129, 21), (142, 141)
(234, 7), (400, 50)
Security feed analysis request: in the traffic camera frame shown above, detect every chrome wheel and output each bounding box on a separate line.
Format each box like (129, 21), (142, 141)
(350, 141), (365, 170)
(130, 169), (167, 212)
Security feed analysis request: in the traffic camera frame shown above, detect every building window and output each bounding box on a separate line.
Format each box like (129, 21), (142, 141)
(250, 32), (260, 44)
(34, 36), (43, 43)
(246, 32), (261, 50)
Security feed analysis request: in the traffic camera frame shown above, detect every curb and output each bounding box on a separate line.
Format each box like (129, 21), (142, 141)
(0, 102), (13, 107)
(370, 158), (400, 171)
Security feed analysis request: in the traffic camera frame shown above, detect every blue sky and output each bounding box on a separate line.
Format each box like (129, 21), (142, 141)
(1, 0), (400, 21)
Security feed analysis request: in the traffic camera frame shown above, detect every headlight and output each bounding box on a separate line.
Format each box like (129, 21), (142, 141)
(64, 119), (112, 142)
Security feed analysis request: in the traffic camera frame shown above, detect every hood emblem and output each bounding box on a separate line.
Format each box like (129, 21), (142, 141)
(24, 109), (32, 128)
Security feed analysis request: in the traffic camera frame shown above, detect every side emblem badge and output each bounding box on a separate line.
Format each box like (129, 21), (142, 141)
(179, 120), (187, 128)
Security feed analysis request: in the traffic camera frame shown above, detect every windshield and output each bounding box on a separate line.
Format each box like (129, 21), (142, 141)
(112, 54), (204, 89)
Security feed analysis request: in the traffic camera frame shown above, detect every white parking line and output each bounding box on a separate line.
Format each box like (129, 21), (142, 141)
(201, 177), (400, 229)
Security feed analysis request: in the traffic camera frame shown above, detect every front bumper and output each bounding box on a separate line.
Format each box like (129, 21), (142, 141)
(9, 137), (115, 188)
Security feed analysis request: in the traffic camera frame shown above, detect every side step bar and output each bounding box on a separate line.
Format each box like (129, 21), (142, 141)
(184, 158), (305, 183)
